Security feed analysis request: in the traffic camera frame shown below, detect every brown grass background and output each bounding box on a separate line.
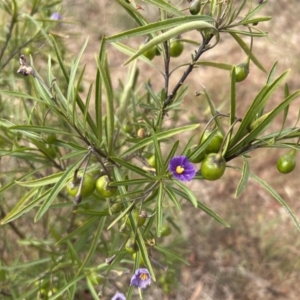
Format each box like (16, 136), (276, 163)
(62, 0), (300, 299)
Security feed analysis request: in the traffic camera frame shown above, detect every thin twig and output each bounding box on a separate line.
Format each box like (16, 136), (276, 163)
(163, 35), (213, 112)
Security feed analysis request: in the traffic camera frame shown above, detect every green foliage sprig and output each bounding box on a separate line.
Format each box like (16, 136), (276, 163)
(0, 0), (300, 299)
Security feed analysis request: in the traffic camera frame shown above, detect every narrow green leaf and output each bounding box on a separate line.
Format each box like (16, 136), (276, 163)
(194, 61), (233, 70)
(156, 182), (164, 237)
(154, 245), (189, 264)
(25, 14), (52, 45)
(119, 60), (138, 121)
(47, 275), (85, 300)
(77, 217), (106, 274)
(125, 21), (218, 65)
(248, 169), (300, 231)
(228, 0), (246, 24)
(16, 171), (66, 187)
(68, 37), (89, 116)
(165, 185), (181, 210)
(243, 0), (268, 21)
(9, 125), (75, 137)
(143, 0), (185, 16)
(282, 83), (290, 130)
(105, 15), (215, 43)
(240, 90), (300, 147)
(57, 217), (98, 245)
(121, 124), (200, 157)
(266, 61), (278, 84)
(86, 277), (101, 300)
(173, 180), (198, 207)
(229, 32), (267, 72)
(112, 43), (159, 75)
(188, 129), (218, 162)
(165, 140), (179, 168)
(110, 157), (154, 179)
(110, 178), (152, 187)
(136, 228), (155, 281)
(49, 34), (69, 81)
(34, 161), (81, 222)
(197, 200), (230, 227)
(1, 189), (51, 224)
(170, 186), (230, 227)
(230, 66), (236, 126)
(229, 70), (290, 149)
(241, 16), (272, 25)
(115, 0), (150, 28)
(235, 157), (250, 198)
(202, 88), (225, 136)
(83, 83), (93, 133)
(95, 38), (105, 144)
(210, 0), (217, 16)
(96, 57), (114, 155)
(106, 202), (135, 230)
(151, 128), (164, 174)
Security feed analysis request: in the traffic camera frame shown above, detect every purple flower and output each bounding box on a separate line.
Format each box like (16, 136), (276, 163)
(111, 292), (126, 300)
(168, 156), (196, 181)
(130, 268), (151, 289)
(50, 12), (62, 20)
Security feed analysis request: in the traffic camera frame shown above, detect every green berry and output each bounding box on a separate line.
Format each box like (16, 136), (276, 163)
(160, 225), (172, 237)
(95, 175), (117, 198)
(125, 237), (138, 254)
(276, 151), (296, 174)
(66, 174), (95, 198)
(201, 153), (226, 181)
(235, 62), (249, 82)
(146, 155), (156, 167)
(169, 39), (184, 57)
(189, 0), (201, 15)
(200, 129), (224, 154)
(140, 43), (156, 60)
(126, 209), (147, 227)
(187, 144), (206, 163)
(110, 202), (123, 214)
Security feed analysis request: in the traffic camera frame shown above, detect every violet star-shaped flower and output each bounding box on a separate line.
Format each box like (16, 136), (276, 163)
(130, 268), (151, 289)
(168, 156), (196, 181)
(50, 12), (62, 20)
(111, 291), (126, 300)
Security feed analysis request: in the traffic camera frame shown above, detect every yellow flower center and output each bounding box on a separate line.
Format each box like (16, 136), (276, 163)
(140, 273), (149, 281)
(176, 165), (185, 174)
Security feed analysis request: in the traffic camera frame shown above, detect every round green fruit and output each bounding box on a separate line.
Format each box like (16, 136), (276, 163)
(169, 39), (184, 57)
(200, 129), (224, 154)
(146, 155), (156, 168)
(125, 237), (138, 254)
(276, 152), (296, 174)
(23, 47), (33, 55)
(66, 173), (96, 198)
(140, 44), (156, 60)
(187, 144), (205, 163)
(127, 209), (147, 227)
(189, 0), (201, 15)
(201, 153), (226, 181)
(123, 123), (132, 134)
(110, 202), (123, 214)
(160, 225), (172, 237)
(235, 62), (249, 82)
(95, 175), (117, 198)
